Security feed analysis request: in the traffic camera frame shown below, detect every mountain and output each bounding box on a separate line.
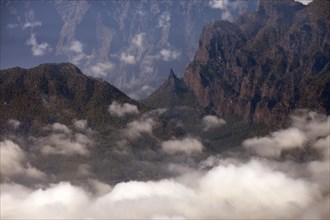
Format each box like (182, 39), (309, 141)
(141, 68), (196, 109)
(0, 63), (141, 131)
(1, 0), (259, 99)
(182, 0), (330, 125)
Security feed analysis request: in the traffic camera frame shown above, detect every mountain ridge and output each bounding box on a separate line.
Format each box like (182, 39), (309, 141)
(181, 0), (329, 125)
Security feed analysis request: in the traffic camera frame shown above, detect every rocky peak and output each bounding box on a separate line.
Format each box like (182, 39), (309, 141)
(167, 68), (179, 86)
(257, 0), (305, 23)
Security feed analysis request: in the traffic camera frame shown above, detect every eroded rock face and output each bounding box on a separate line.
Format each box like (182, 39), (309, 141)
(184, 0), (330, 125)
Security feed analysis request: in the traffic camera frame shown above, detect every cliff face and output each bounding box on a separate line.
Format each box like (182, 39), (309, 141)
(184, 0), (330, 125)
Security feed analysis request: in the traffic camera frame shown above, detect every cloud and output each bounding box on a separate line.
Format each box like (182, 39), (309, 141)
(159, 49), (181, 61)
(89, 62), (114, 77)
(158, 12), (171, 30)
(120, 52), (136, 64)
(202, 115), (226, 131)
(132, 33), (145, 48)
(295, 0), (314, 5)
(162, 137), (203, 155)
(0, 140), (46, 180)
(39, 122), (92, 156)
(69, 40), (83, 53)
(108, 101), (139, 117)
(124, 118), (155, 139)
(73, 119), (88, 131)
(243, 111), (329, 159)
(7, 23), (19, 29)
(7, 119), (21, 129)
(1, 112), (329, 219)
(51, 122), (71, 134)
(26, 33), (52, 56)
(209, 0), (227, 9)
(1, 156), (328, 219)
(23, 21), (42, 29)
(243, 127), (307, 158)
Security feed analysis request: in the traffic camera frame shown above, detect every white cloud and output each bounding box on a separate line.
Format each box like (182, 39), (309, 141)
(159, 49), (181, 61)
(26, 33), (52, 56)
(209, 0), (227, 9)
(132, 33), (145, 48)
(295, 0), (313, 5)
(89, 62), (114, 77)
(162, 137), (203, 155)
(120, 52), (136, 64)
(1, 157), (328, 219)
(243, 127), (307, 158)
(39, 122), (92, 156)
(23, 21), (42, 29)
(124, 118), (155, 139)
(0, 140), (46, 180)
(69, 40), (83, 53)
(202, 115), (226, 131)
(158, 12), (171, 30)
(51, 122), (71, 134)
(1, 112), (329, 219)
(108, 101), (139, 117)
(244, 111), (329, 159)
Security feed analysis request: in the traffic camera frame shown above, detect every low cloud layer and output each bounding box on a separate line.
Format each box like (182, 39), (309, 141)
(108, 101), (139, 117)
(1, 111), (329, 219)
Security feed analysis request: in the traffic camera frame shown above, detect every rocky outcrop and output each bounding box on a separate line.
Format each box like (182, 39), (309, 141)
(183, 0), (330, 125)
(142, 68), (196, 109)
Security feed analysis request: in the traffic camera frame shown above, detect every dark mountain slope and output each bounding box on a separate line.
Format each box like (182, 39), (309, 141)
(142, 68), (196, 109)
(183, 0), (330, 125)
(0, 63), (141, 130)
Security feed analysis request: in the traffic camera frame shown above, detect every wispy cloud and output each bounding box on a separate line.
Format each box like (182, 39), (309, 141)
(26, 33), (52, 56)
(69, 40), (84, 53)
(22, 21), (42, 29)
(120, 52), (136, 64)
(89, 62), (114, 77)
(209, 0), (227, 9)
(158, 12), (171, 30)
(132, 33), (145, 48)
(159, 48), (181, 61)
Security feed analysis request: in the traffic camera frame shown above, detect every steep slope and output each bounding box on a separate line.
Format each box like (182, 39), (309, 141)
(142, 68), (196, 109)
(183, 0), (330, 125)
(0, 63), (141, 130)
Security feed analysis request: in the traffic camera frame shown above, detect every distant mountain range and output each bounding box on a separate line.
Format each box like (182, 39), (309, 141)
(1, 0), (329, 129)
(0, 0), (258, 99)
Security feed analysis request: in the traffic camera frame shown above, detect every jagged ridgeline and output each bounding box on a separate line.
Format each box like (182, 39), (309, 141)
(181, 0), (330, 125)
(0, 63), (143, 131)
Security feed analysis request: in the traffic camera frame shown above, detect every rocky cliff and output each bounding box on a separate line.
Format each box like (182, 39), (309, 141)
(183, 0), (330, 125)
